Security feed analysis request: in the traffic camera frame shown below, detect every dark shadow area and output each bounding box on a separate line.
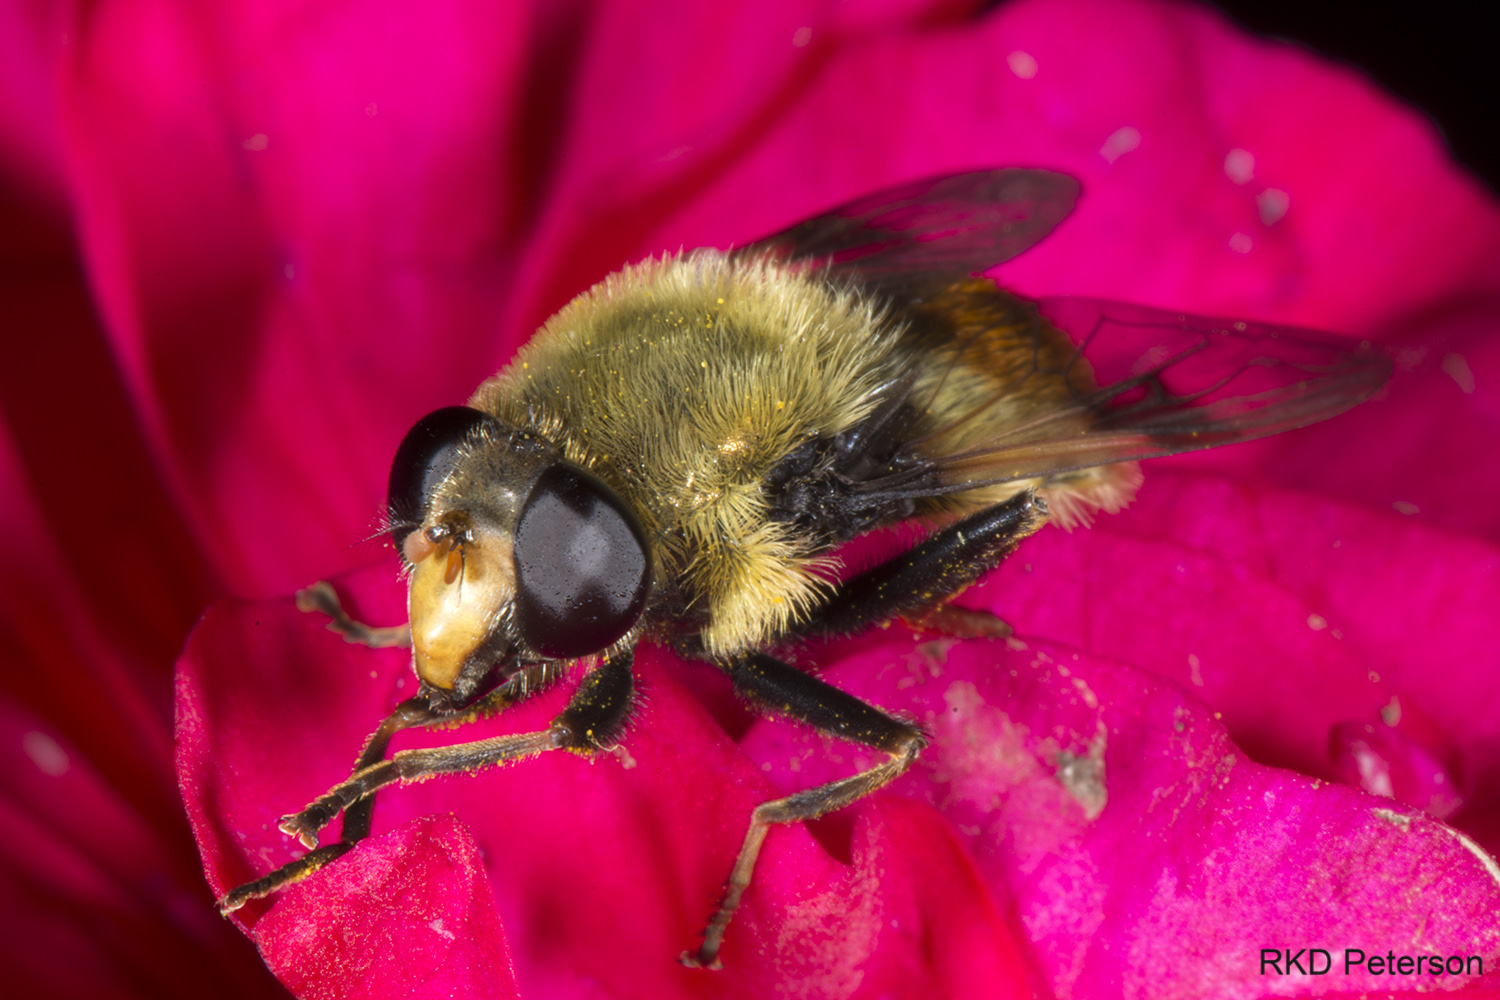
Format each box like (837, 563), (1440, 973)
(1210, 1), (1498, 194)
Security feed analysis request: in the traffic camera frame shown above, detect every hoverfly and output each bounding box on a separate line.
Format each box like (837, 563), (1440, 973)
(217, 169), (1388, 967)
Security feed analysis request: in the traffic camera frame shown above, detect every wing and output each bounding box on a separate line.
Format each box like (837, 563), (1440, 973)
(737, 168), (1079, 294)
(742, 170), (1389, 535)
(897, 297), (1391, 494)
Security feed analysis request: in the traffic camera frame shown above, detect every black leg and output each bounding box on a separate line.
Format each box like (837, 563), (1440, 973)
(280, 649), (634, 843)
(216, 654), (600, 914)
(218, 695), (438, 912)
(681, 652), (926, 969)
(797, 489), (1046, 638)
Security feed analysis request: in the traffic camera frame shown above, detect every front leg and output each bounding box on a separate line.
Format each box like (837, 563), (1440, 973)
(218, 649), (603, 915)
(218, 695), (438, 912)
(682, 652), (926, 969)
(268, 650), (635, 869)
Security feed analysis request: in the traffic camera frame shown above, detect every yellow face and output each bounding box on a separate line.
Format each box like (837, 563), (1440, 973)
(404, 520), (515, 692)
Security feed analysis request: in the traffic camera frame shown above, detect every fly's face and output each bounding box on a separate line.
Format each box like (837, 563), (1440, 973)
(388, 407), (652, 707)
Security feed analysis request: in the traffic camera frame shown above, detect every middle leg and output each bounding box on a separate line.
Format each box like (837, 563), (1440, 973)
(276, 648), (635, 850)
(682, 651), (927, 969)
(797, 488), (1047, 638)
(683, 493), (1047, 964)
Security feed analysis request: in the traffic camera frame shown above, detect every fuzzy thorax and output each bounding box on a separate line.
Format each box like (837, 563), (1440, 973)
(470, 250), (905, 657)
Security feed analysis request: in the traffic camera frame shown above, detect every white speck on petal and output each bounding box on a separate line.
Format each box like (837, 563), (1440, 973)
(1381, 697), (1402, 727)
(1354, 745), (1395, 798)
(1056, 746), (1107, 820)
(1256, 187), (1290, 225)
(365, 103), (378, 117)
(242, 133), (269, 152)
(1392, 500), (1420, 516)
(1442, 352), (1476, 394)
(23, 731), (69, 776)
(1187, 653), (1203, 687)
(429, 918), (455, 940)
(1224, 148), (1255, 184)
(1228, 231), (1253, 254)
(1306, 613), (1328, 631)
(792, 26), (811, 47)
(1007, 50), (1038, 79)
(1099, 126), (1141, 164)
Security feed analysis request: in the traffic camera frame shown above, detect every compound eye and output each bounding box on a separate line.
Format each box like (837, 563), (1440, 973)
(388, 406), (490, 550)
(513, 464), (650, 659)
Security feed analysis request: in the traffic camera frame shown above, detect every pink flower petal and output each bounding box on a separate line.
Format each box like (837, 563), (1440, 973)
(744, 633), (1500, 996)
(1159, 308), (1500, 545)
(0, 396), (279, 994)
(955, 469), (1500, 849)
(255, 816), (520, 1000)
(58, 0), (533, 595)
(2, 0), (1495, 995)
(178, 561), (1033, 997)
(0, 693), (279, 997)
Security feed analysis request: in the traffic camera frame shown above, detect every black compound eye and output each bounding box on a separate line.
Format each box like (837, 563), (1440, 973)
(513, 464), (650, 659)
(387, 406), (490, 548)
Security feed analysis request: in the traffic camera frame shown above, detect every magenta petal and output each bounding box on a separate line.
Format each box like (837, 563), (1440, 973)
(255, 815), (520, 1000)
(958, 468), (1500, 844)
(30, 0), (1500, 993)
(748, 635), (1500, 996)
(838, 797), (1031, 998)
(58, 0), (533, 595)
(177, 573), (414, 906)
(179, 561), (1034, 997)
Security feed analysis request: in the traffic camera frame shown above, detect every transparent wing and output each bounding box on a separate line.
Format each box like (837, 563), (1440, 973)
(735, 170), (1387, 504)
(739, 169), (1079, 289)
(906, 298), (1391, 493)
